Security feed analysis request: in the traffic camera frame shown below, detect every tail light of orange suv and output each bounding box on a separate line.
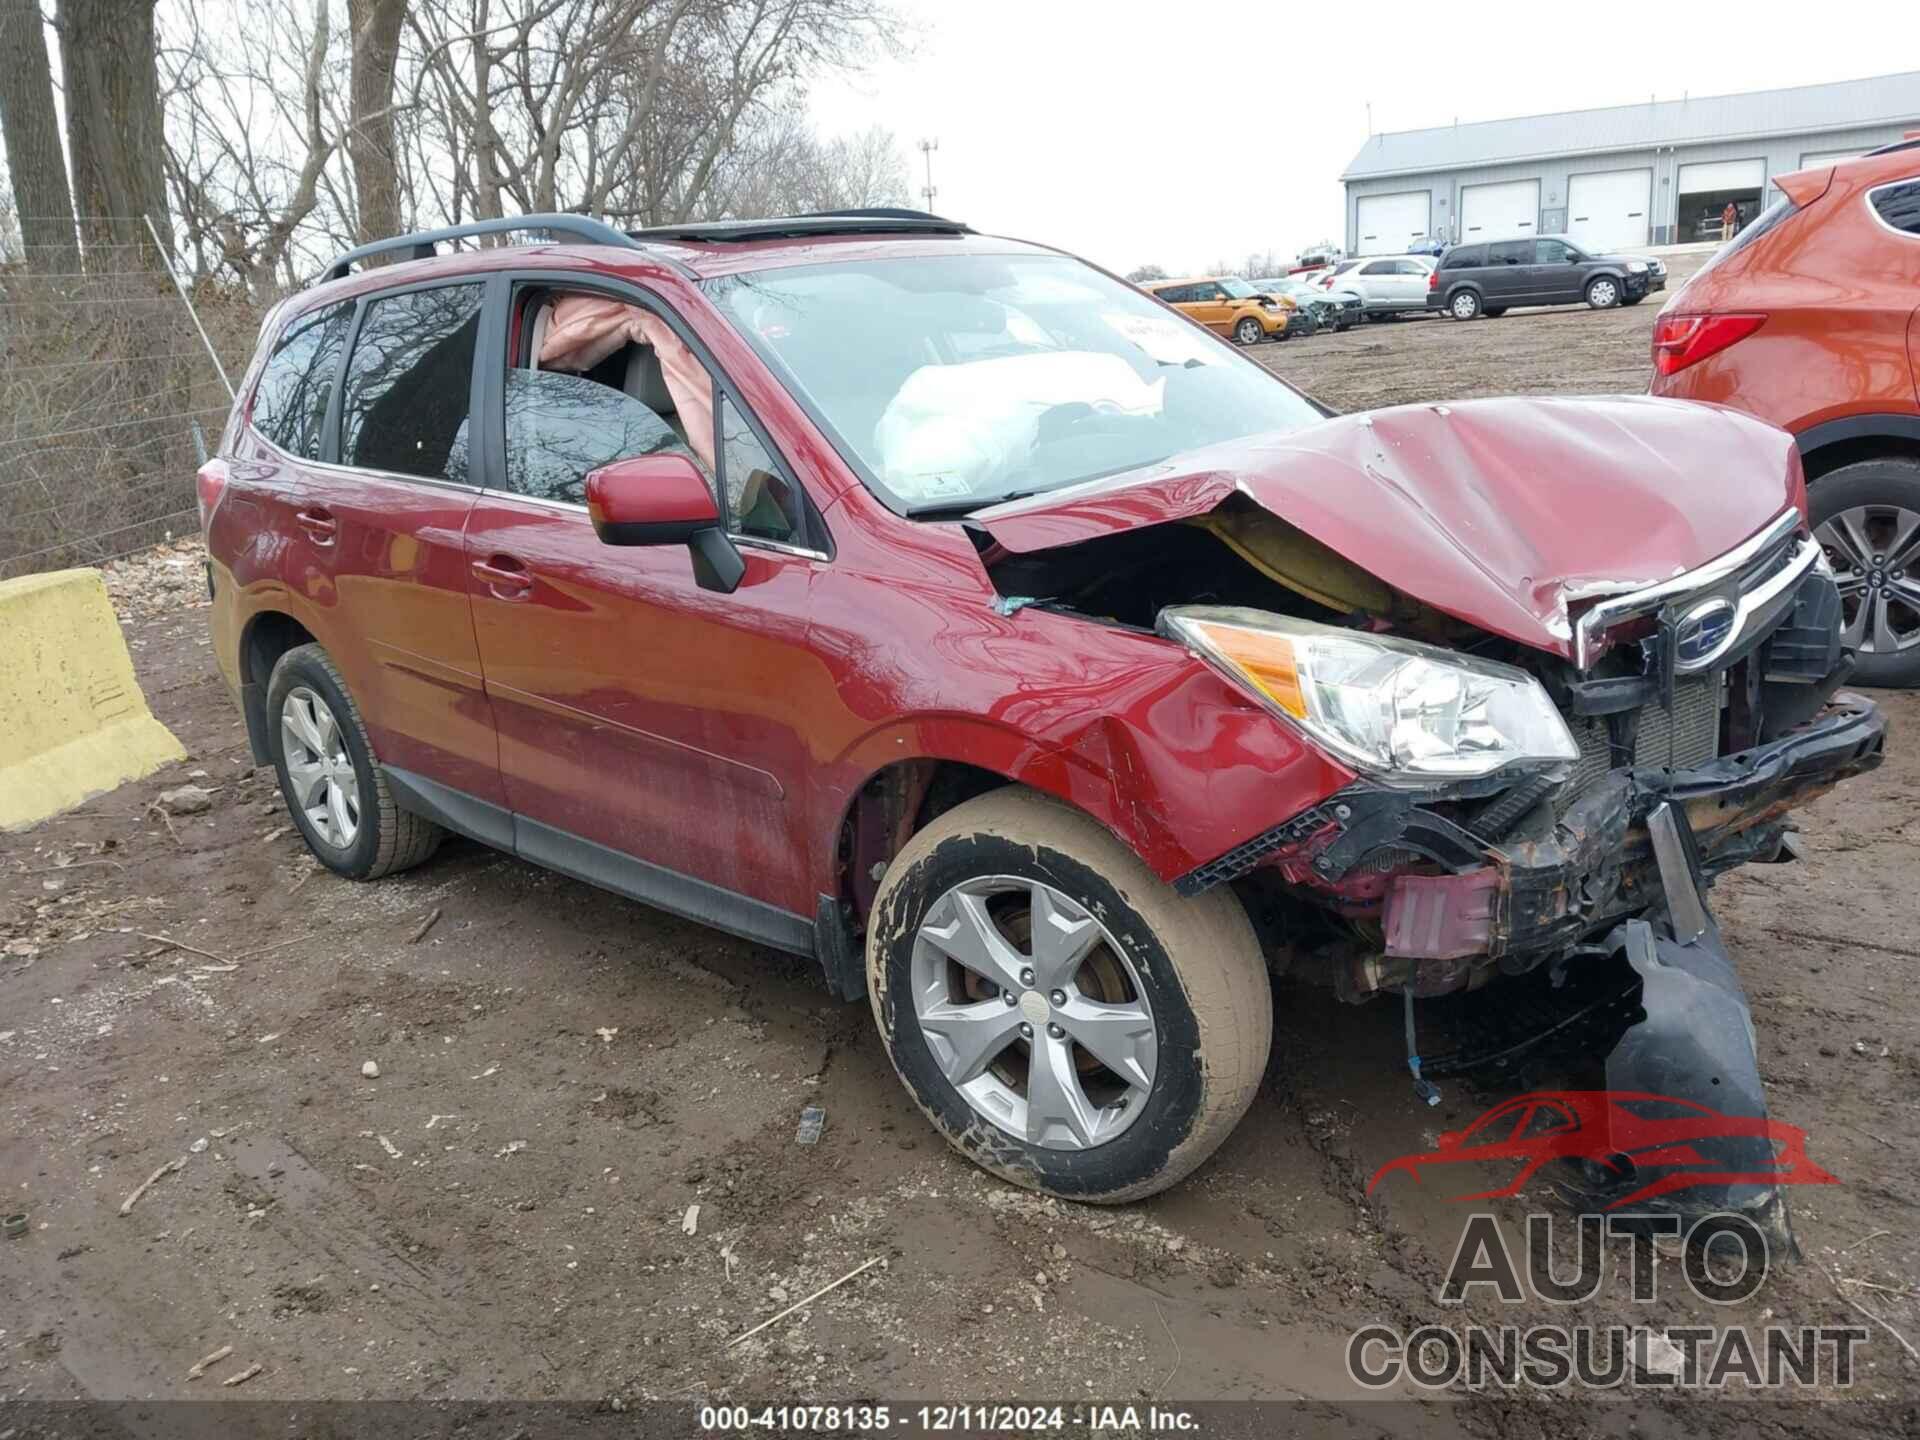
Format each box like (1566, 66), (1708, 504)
(1651, 313), (1767, 376)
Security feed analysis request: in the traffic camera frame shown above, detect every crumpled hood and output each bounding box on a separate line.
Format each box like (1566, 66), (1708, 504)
(973, 395), (1803, 657)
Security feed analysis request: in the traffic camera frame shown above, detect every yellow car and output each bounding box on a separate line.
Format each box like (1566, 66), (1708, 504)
(1144, 276), (1307, 345)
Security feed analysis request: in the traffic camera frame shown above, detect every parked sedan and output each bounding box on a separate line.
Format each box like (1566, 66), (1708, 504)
(1427, 235), (1651, 320)
(1254, 276), (1362, 332)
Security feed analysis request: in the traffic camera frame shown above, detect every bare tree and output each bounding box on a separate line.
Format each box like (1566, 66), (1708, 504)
(347, 0), (407, 245)
(160, 0), (348, 297)
(0, 1), (77, 264)
(1125, 263), (1168, 284)
(57, 0), (172, 262)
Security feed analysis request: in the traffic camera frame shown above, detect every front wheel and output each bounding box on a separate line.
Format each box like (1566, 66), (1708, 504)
(1586, 276), (1621, 309)
(1448, 289), (1481, 321)
(867, 789), (1273, 1202)
(1234, 317), (1264, 346)
(1810, 457), (1920, 687)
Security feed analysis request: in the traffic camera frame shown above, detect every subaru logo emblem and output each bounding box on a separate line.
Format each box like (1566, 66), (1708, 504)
(1674, 597), (1736, 668)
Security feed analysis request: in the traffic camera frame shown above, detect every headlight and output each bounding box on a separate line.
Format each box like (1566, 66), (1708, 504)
(1627, 261), (1648, 274)
(1158, 606), (1579, 786)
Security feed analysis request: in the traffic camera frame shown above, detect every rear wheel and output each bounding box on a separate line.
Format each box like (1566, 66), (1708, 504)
(1586, 276), (1621, 309)
(268, 644), (444, 879)
(1234, 316), (1264, 346)
(1448, 289), (1481, 321)
(1810, 458), (1920, 688)
(866, 789), (1272, 1202)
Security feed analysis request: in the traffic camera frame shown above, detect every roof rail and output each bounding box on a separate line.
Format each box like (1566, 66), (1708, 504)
(322, 213), (642, 282)
(1864, 137), (1920, 158)
(628, 208), (971, 244)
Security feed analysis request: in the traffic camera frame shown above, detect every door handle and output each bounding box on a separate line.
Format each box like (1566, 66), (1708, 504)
(295, 507), (337, 542)
(472, 555), (533, 598)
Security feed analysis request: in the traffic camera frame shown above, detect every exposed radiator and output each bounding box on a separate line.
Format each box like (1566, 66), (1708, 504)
(1559, 674), (1722, 809)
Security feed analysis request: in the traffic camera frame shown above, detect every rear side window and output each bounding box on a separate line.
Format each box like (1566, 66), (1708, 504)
(1443, 246), (1484, 268)
(340, 284), (484, 482)
(1871, 179), (1920, 235)
(251, 301), (351, 458)
(1489, 241), (1531, 266)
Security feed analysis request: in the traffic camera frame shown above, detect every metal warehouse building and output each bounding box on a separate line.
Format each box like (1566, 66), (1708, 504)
(1341, 71), (1920, 256)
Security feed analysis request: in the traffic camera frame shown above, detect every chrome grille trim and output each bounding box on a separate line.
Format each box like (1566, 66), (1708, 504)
(1572, 509), (1807, 670)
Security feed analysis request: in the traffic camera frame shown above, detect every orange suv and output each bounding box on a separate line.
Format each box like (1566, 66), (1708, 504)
(1651, 139), (1920, 685)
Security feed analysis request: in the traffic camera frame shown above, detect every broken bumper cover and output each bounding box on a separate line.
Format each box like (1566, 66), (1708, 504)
(1571, 911), (1805, 1255)
(1178, 695), (1885, 977)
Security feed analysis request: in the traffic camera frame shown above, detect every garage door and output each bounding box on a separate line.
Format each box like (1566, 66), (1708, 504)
(1460, 179), (1540, 240)
(1567, 169), (1650, 252)
(1676, 159), (1766, 196)
(1354, 191), (1431, 256)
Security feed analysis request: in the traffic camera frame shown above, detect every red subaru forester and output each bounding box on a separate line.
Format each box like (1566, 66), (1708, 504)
(204, 209), (1882, 1222)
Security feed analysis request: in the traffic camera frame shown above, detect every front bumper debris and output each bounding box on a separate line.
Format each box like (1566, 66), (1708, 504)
(1179, 696), (1885, 987)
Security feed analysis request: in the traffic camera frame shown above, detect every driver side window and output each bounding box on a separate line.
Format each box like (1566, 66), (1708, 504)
(502, 286), (809, 547)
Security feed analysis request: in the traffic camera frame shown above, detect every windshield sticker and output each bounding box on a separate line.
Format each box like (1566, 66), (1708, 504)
(1101, 311), (1217, 366)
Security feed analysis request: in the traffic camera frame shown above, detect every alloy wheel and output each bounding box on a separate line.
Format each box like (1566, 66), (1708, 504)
(281, 685), (361, 847)
(909, 875), (1157, 1150)
(1818, 504), (1920, 655)
(1236, 318), (1262, 345)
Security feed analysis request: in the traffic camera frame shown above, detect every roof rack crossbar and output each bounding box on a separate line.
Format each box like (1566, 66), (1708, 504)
(626, 208), (970, 244)
(323, 213), (641, 281)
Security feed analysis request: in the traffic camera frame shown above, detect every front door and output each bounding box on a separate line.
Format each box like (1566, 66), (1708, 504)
(1531, 238), (1584, 303)
(284, 278), (504, 810)
(463, 279), (829, 938)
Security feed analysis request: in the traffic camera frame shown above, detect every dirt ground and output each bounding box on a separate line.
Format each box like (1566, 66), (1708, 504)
(5, 257), (1919, 1432)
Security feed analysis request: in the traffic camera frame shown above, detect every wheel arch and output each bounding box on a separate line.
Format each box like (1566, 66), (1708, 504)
(237, 609), (318, 764)
(1795, 415), (1920, 484)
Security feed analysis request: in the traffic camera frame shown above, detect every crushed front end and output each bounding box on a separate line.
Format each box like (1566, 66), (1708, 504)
(1170, 508), (1884, 1247)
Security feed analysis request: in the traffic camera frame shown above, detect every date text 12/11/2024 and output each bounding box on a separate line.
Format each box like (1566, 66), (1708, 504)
(697, 1404), (1200, 1432)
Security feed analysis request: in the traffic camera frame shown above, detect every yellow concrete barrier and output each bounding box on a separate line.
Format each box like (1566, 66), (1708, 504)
(0, 567), (186, 831)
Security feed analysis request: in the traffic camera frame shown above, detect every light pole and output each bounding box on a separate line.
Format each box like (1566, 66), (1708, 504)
(919, 137), (939, 211)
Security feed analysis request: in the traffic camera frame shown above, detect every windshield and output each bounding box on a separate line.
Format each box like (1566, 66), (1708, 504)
(1219, 278), (1259, 299)
(704, 253), (1323, 514)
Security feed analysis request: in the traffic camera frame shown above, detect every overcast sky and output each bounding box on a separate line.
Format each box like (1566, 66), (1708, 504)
(808, 0), (1916, 275)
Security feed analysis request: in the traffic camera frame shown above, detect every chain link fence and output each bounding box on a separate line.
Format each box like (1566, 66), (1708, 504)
(0, 220), (261, 580)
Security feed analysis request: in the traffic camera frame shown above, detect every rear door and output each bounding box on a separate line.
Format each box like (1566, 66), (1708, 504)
(1482, 241), (1537, 304)
(462, 276), (828, 938)
(289, 277), (505, 811)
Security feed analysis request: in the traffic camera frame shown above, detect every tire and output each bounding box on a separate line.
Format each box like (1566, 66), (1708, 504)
(866, 788), (1272, 1203)
(1448, 289), (1481, 321)
(267, 643), (444, 879)
(1585, 276), (1621, 309)
(1234, 317), (1264, 346)
(1808, 457), (1920, 688)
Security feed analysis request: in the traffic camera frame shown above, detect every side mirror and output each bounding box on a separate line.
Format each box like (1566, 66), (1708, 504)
(585, 452), (744, 594)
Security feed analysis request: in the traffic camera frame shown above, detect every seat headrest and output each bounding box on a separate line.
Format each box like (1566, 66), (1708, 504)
(625, 345), (675, 414)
